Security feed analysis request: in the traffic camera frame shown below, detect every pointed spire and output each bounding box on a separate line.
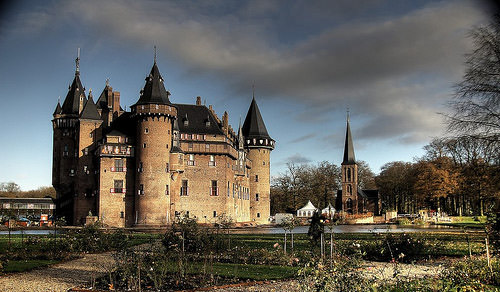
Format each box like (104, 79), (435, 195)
(154, 45), (157, 64)
(342, 111), (356, 165)
(61, 52), (87, 116)
(134, 60), (172, 106)
(80, 90), (102, 120)
(75, 48), (80, 76)
(242, 95), (271, 140)
(53, 99), (62, 117)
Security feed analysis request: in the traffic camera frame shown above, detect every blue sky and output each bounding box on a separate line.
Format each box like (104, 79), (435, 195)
(0, 0), (495, 190)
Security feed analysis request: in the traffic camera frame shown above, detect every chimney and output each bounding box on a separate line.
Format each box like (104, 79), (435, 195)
(196, 96), (201, 106)
(222, 111), (229, 135)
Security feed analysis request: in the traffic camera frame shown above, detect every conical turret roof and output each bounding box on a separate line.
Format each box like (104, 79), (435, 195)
(61, 74), (86, 115)
(53, 101), (62, 116)
(134, 62), (172, 106)
(342, 117), (356, 165)
(96, 81), (111, 110)
(80, 92), (101, 120)
(242, 97), (271, 140)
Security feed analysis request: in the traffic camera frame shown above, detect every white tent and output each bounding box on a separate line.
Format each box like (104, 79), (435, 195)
(322, 203), (336, 218)
(296, 200), (318, 217)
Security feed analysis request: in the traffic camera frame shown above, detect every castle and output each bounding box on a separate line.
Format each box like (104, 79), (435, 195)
(52, 53), (274, 227)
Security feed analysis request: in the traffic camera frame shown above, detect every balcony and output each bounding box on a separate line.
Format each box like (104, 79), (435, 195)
(110, 188), (126, 193)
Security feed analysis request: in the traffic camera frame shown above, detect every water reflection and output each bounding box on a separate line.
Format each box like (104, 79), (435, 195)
(231, 224), (458, 234)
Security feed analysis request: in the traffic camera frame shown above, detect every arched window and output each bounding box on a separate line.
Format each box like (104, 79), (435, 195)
(346, 198), (353, 209)
(347, 185), (352, 195)
(347, 168), (351, 182)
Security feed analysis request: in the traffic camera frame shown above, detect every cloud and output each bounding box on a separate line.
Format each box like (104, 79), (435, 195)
(25, 0), (492, 145)
(288, 133), (317, 143)
(283, 153), (312, 165)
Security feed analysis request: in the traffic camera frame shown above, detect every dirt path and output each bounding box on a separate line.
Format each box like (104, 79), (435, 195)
(0, 252), (114, 292)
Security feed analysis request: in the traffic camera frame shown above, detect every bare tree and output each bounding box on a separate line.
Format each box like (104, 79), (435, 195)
(446, 16), (500, 142)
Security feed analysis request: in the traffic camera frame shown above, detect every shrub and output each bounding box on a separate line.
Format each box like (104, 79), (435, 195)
(441, 257), (500, 288)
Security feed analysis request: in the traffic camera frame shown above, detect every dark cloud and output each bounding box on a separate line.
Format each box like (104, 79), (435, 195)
(21, 0), (492, 145)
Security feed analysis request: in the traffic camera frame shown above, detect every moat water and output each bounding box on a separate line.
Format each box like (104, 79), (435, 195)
(231, 224), (463, 234)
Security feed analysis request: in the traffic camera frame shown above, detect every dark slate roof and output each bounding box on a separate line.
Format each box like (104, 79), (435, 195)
(342, 119), (356, 165)
(107, 112), (136, 137)
(80, 94), (102, 120)
(96, 84), (111, 109)
(242, 97), (272, 140)
(106, 129), (126, 137)
(134, 62), (172, 106)
(53, 101), (62, 116)
(360, 189), (379, 200)
(175, 104), (224, 135)
(61, 74), (86, 115)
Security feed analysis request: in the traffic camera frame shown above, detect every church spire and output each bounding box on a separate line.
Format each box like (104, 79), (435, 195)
(342, 111), (355, 165)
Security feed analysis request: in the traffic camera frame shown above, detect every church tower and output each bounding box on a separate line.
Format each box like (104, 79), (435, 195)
(242, 96), (275, 223)
(341, 114), (358, 214)
(130, 58), (177, 226)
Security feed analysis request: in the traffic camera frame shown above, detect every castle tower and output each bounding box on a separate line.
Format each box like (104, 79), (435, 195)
(74, 90), (103, 223)
(341, 114), (358, 214)
(52, 50), (88, 224)
(130, 60), (177, 226)
(242, 96), (274, 223)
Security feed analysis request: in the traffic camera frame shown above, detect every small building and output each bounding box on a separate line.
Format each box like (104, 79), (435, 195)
(0, 197), (56, 219)
(296, 200), (318, 218)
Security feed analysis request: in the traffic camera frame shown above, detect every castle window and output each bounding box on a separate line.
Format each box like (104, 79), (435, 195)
(184, 120), (189, 127)
(213, 211), (217, 217)
(138, 162), (143, 172)
(257, 213), (260, 218)
(166, 144), (169, 149)
(165, 163), (170, 173)
(188, 143), (193, 150)
(120, 211), (124, 218)
(178, 154), (183, 164)
(233, 183), (236, 198)
(202, 135), (206, 140)
(255, 175), (259, 182)
(208, 155), (215, 166)
(138, 184), (144, 195)
(346, 198), (353, 209)
(83, 165), (89, 174)
(256, 193), (259, 201)
(263, 161), (265, 165)
(113, 180), (124, 193)
(181, 180), (188, 196)
(63, 145), (69, 157)
(113, 159), (124, 172)
(227, 181), (230, 197)
(347, 168), (351, 182)
(347, 185), (352, 195)
(145, 128), (149, 134)
(206, 120), (211, 127)
(143, 143), (147, 148)
(69, 169), (75, 176)
(165, 184), (169, 196)
(206, 144), (210, 149)
(187, 154), (195, 166)
(84, 148), (89, 155)
(210, 180), (218, 196)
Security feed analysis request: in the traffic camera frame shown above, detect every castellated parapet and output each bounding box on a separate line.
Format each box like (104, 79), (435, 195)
(52, 56), (274, 227)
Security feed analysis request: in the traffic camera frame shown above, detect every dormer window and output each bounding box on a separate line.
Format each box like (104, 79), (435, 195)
(205, 120), (210, 127)
(184, 120), (189, 127)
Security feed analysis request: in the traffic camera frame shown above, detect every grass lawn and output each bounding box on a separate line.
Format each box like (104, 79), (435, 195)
(187, 262), (299, 280)
(3, 259), (60, 273)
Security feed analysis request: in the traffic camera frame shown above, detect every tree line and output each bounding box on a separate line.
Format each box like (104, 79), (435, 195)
(0, 182), (56, 198)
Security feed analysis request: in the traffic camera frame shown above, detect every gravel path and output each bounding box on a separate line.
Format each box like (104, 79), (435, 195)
(0, 251), (444, 292)
(0, 252), (114, 292)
